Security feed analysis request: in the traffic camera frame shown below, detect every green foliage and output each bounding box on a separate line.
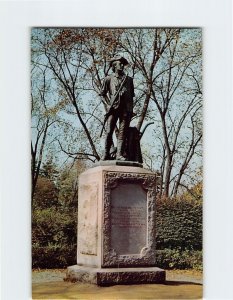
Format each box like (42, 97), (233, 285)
(32, 158), (60, 209)
(32, 161), (88, 268)
(32, 208), (76, 245)
(33, 177), (59, 209)
(40, 157), (59, 181)
(156, 197), (202, 250)
(156, 249), (202, 270)
(32, 161), (82, 268)
(32, 207), (77, 268)
(57, 163), (81, 209)
(155, 195), (202, 270)
(32, 243), (76, 269)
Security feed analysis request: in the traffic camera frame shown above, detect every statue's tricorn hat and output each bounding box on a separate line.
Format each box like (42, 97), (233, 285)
(109, 56), (129, 66)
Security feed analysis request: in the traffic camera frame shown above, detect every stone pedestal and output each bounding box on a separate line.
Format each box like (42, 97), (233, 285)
(65, 164), (165, 285)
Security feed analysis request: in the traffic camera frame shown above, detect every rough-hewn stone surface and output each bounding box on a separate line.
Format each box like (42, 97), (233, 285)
(102, 170), (157, 268)
(78, 183), (98, 256)
(65, 265), (166, 286)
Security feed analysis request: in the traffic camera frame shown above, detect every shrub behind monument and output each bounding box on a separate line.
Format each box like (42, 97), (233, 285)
(156, 197), (202, 251)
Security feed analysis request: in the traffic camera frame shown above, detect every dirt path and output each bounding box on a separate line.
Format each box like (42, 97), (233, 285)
(32, 269), (202, 299)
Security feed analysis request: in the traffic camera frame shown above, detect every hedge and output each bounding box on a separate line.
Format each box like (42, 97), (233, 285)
(32, 243), (76, 268)
(156, 198), (202, 250)
(156, 249), (202, 270)
(32, 207), (77, 268)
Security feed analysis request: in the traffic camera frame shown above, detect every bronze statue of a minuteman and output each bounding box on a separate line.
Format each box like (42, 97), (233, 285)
(99, 56), (134, 161)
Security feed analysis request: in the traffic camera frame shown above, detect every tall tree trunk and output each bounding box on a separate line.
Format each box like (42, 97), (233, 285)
(163, 155), (172, 197)
(136, 88), (152, 131)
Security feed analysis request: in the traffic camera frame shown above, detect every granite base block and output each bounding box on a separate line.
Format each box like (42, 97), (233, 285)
(65, 265), (166, 286)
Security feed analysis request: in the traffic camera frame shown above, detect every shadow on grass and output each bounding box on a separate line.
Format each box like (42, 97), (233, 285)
(165, 280), (202, 286)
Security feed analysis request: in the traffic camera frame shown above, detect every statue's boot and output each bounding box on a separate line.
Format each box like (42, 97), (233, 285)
(103, 136), (112, 160)
(116, 139), (126, 161)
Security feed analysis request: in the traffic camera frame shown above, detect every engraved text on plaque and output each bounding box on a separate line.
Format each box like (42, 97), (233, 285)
(110, 183), (147, 255)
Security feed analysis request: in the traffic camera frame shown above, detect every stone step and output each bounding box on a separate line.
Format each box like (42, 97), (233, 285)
(65, 265), (166, 286)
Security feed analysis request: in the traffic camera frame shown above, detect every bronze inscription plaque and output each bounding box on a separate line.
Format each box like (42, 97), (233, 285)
(110, 183), (147, 255)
